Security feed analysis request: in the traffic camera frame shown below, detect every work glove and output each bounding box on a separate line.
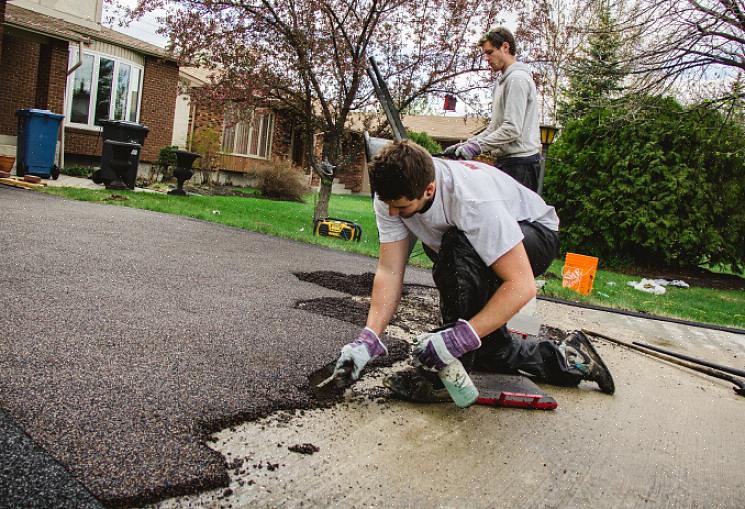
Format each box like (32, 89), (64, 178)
(413, 319), (481, 371)
(442, 144), (460, 157)
(454, 141), (481, 160)
(335, 328), (388, 381)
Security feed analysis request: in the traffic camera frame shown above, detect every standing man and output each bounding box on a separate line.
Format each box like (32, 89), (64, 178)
(445, 27), (543, 192)
(333, 140), (614, 402)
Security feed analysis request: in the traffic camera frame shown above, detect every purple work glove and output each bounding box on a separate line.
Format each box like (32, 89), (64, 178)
(413, 319), (482, 371)
(335, 328), (388, 381)
(454, 141), (481, 160)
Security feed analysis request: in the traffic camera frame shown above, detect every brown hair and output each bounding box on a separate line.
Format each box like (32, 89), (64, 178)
(369, 140), (435, 201)
(479, 27), (516, 56)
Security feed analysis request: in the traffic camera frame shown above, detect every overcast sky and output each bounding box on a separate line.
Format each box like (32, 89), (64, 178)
(104, 1), (168, 48)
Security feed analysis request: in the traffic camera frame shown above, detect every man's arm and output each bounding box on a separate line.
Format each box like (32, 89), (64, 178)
(365, 238), (411, 336)
(474, 78), (530, 153)
(468, 241), (536, 338)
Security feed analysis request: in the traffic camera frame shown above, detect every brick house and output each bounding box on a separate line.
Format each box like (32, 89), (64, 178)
(173, 66), (311, 188)
(0, 0), (178, 174)
(171, 68), (486, 193)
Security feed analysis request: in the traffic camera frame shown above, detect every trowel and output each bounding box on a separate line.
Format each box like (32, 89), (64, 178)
(308, 361), (355, 399)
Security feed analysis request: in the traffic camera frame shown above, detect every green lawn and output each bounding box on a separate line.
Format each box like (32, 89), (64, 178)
(41, 186), (745, 329)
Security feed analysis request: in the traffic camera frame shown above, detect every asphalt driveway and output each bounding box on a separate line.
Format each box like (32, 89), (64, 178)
(0, 187), (424, 506)
(4, 187), (745, 509)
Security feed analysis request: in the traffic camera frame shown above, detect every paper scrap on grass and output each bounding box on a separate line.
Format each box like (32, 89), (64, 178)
(627, 278), (690, 295)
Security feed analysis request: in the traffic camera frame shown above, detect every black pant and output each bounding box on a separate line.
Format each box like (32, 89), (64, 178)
(495, 153), (541, 192)
(424, 223), (583, 386)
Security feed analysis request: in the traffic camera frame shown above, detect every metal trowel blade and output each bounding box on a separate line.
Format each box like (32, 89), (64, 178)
(308, 361), (354, 399)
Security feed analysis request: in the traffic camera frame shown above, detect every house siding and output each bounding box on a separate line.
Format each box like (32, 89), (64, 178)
(139, 56), (178, 162)
(0, 34), (40, 136)
(37, 38), (67, 112)
(0, 0), (6, 61)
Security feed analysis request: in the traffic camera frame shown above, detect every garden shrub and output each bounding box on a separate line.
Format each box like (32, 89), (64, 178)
(258, 159), (309, 202)
(61, 166), (93, 178)
(408, 131), (442, 155)
(544, 95), (745, 270)
(155, 145), (178, 180)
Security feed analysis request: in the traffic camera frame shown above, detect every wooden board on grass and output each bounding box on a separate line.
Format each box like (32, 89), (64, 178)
(0, 177), (45, 190)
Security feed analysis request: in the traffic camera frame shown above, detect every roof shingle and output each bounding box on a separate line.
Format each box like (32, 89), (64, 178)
(4, 4), (173, 60)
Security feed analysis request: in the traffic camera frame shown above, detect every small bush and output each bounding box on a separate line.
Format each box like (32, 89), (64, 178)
(155, 145), (178, 180)
(257, 160), (309, 202)
(61, 166), (93, 178)
(408, 131), (443, 154)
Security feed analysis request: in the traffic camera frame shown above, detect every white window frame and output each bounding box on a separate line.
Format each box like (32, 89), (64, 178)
(221, 106), (275, 160)
(65, 47), (145, 131)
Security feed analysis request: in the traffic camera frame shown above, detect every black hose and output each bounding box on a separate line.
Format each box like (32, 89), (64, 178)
(539, 295), (745, 336)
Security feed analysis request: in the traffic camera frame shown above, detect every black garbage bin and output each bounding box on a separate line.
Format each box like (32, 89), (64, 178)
(98, 120), (149, 189)
(103, 140), (142, 190)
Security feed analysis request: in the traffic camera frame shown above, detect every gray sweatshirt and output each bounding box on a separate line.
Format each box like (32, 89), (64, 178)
(470, 62), (541, 159)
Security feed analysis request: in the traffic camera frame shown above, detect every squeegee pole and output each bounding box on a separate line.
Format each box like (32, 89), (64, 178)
(367, 56), (407, 141)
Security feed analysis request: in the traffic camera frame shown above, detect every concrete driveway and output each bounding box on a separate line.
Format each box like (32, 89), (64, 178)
(1, 186), (744, 508)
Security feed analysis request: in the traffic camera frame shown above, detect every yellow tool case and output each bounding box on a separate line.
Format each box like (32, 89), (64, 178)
(313, 217), (362, 242)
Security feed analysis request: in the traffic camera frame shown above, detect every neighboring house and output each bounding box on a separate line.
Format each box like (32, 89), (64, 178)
(0, 0), (178, 175)
(170, 70), (485, 192)
(338, 112), (486, 193)
(173, 66), (307, 187)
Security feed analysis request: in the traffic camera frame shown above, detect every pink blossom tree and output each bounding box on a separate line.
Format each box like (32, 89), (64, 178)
(116, 0), (516, 219)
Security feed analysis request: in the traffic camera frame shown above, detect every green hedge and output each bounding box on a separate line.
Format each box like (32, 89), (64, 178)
(544, 95), (745, 270)
(408, 131), (442, 155)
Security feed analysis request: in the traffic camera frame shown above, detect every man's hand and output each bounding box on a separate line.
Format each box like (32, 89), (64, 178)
(335, 328), (388, 381)
(455, 141), (481, 160)
(413, 319), (481, 370)
(442, 144), (460, 157)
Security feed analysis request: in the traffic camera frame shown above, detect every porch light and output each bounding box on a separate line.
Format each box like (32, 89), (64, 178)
(537, 124), (559, 196)
(540, 124), (558, 145)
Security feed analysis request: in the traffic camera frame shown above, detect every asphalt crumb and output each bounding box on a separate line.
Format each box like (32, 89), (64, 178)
(288, 443), (320, 455)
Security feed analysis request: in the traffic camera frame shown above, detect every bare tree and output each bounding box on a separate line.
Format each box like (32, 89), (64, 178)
(515, 0), (591, 124)
(626, 0), (745, 100)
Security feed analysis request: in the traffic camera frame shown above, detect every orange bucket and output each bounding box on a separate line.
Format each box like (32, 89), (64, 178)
(561, 252), (599, 295)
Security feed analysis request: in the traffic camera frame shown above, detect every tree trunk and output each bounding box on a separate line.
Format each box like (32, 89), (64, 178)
(314, 177), (332, 222)
(312, 132), (341, 222)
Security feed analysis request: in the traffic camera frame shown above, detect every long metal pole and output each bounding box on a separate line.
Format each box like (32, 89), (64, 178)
(366, 57), (407, 141)
(582, 329), (745, 396)
(537, 143), (548, 195)
(632, 341), (745, 378)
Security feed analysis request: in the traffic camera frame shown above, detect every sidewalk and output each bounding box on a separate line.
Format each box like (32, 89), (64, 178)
(44, 173), (162, 193)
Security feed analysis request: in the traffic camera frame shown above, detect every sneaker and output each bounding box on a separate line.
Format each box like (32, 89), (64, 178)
(383, 367), (450, 403)
(562, 331), (615, 394)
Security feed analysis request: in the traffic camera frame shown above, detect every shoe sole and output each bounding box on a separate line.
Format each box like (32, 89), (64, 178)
(575, 331), (615, 395)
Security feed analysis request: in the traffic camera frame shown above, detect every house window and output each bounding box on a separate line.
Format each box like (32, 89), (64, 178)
(66, 46), (144, 128)
(221, 106), (274, 159)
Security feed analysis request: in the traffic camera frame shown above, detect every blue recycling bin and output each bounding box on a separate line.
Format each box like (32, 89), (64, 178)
(15, 109), (64, 179)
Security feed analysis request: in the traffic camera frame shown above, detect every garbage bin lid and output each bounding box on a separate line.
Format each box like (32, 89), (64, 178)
(103, 139), (142, 149)
(100, 119), (149, 131)
(15, 108), (65, 119)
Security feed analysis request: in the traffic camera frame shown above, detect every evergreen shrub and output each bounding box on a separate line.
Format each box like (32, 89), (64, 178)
(408, 131), (442, 155)
(544, 95), (745, 270)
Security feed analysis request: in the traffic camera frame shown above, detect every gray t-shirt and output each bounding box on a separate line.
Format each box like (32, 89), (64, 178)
(374, 158), (559, 266)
